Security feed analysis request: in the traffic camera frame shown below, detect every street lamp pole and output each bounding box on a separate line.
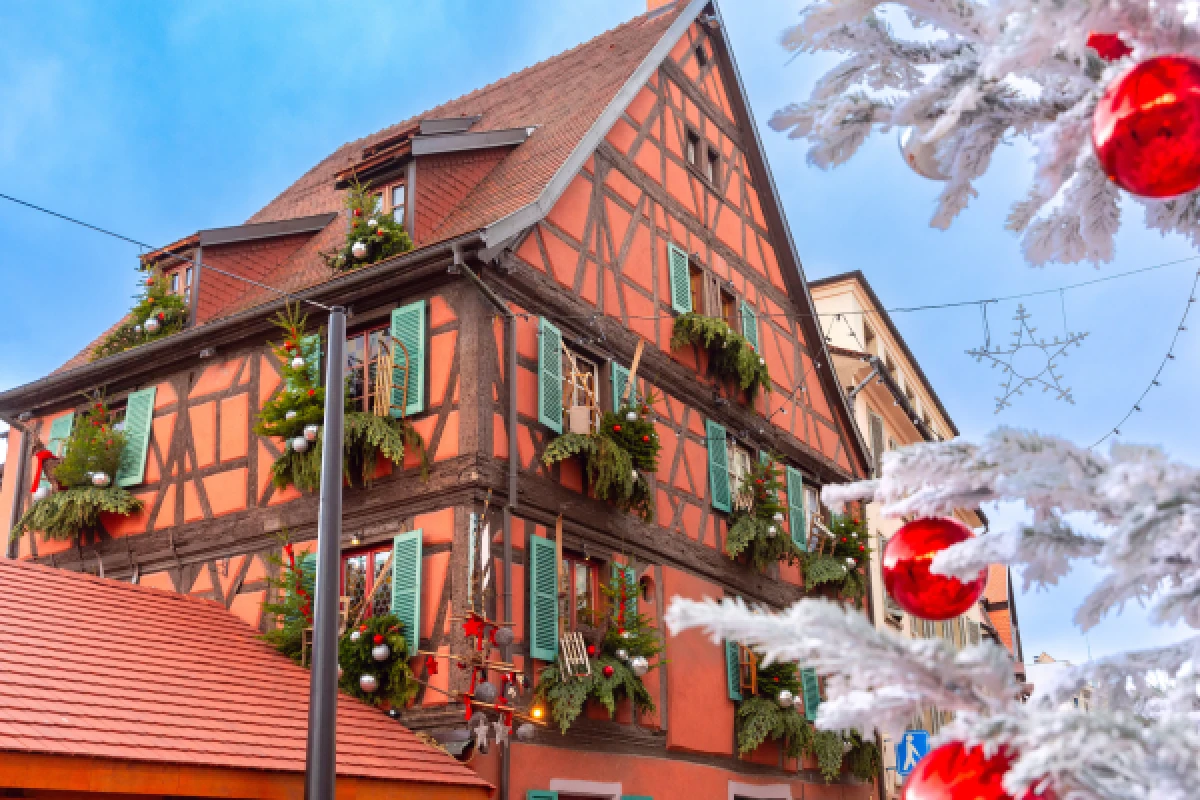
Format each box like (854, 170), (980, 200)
(305, 306), (347, 800)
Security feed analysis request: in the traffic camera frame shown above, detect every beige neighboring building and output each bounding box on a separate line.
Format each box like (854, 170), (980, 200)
(811, 271), (1028, 798)
(1028, 652), (1095, 712)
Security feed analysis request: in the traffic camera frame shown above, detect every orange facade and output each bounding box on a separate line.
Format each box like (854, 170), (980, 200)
(0, 8), (874, 799)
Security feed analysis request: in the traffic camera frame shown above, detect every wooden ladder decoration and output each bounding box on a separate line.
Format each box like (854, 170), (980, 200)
(621, 339), (646, 406)
(374, 336), (412, 419)
(560, 631), (591, 679)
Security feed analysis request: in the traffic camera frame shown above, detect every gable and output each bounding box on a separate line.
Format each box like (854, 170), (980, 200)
(512, 12), (868, 480)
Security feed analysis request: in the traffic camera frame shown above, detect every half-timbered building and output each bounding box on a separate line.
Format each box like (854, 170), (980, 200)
(0, 2), (874, 798)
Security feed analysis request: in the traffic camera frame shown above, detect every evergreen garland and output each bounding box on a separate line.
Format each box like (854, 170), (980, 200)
(260, 541), (314, 663)
(93, 272), (189, 360)
(670, 313), (771, 399)
(339, 614), (417, 708)
(254, 305), (426, 493)
(11, 399), (142, 542)
(322, 178), (414, 272)
(533, 570), (663, 733)
(725, 457), (803, 571)
(542, 404), (660, 521)
(800, 511), (870, 602)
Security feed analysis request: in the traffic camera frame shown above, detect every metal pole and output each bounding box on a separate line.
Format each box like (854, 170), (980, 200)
(305, 306), (347, 800)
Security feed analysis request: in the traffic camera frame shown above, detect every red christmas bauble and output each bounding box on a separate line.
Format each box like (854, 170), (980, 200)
(642, 435), (650, 443)
(1093, 55), (1200, 198)
(602, 665), (614, 678)
(613, 425), (621, 432)
(373, 634), (384, 645)
(1086, 32), (1132, 62)
(353, 208), (362, 217)
(586, 644), (596, 656)
(882, 517), (986, 620)
(902, 742), (1054, 800)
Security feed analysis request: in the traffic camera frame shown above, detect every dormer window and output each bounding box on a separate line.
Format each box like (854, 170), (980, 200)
(168, 266), (193, 305)
(389, 184), (407, 226)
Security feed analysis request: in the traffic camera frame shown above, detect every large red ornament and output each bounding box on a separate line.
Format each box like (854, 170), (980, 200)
(902, 742), (1054, 800)
(1093, 55), (1200, 198)
(1086, 32), (1132, 62)
(882, 517), (986, 620)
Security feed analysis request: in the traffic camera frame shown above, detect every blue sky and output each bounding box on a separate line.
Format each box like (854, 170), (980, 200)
(1, 1), (1195, 666)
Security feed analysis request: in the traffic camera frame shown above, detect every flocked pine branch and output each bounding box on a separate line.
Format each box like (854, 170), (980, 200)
(666, 426), (1200, 799)
(772, 0), (1200, 263)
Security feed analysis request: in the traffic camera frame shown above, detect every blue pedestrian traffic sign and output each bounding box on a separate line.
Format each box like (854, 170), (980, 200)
(896, 730), (930, 777)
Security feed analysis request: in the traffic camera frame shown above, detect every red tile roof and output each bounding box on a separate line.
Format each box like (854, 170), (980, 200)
(58, 4), (687, 369)
(0, 558), (490, 791)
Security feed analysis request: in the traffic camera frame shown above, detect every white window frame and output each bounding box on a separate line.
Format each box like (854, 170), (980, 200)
(548, 779), (622, 800)
(388, 182), (407, 225)
(561, 346), (600, 433)
(729, 782), (792, 800)
(727, 441), (754, 510)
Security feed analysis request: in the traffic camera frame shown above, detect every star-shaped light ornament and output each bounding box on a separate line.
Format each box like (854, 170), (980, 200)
(966, 304), (1088, 413)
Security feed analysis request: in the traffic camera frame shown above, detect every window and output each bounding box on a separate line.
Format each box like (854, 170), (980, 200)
(720, 287), (738, 328)
(805, 486), (820, 536)
(562, 349), (600, 433)
(738, 644), (758, 695)
(562, 555), (600, 629)
(695, 43), (709, 67)
(345, 324), (392, 413)
(686, 129), (700, 167)
(167, 267), (193, 304)
(183, 267), (193, 304)
(706, 147), (720, 185)
(170, 272), (179, 294)
(868, 412), (885, 476)
(341, 544), (393, 620)
(372, 193), (383, 213)
(689, 261), (705, 313)
(727, 441), (754, 509)
(389, 183), (407, 225)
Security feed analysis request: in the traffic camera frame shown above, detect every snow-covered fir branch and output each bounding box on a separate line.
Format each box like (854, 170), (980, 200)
(773, 0), (1200, 263)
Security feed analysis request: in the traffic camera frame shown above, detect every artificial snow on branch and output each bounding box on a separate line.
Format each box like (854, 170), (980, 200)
(773, 0), (1200, 263)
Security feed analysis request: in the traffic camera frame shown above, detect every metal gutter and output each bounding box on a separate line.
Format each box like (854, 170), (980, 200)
(481, 0), (710, 247)
(412, 127), (534, 157)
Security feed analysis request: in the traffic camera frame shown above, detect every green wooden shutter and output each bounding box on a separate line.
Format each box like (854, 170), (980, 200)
(725, 640), (742, 701)
(39, 414), (75, 489)
(390, 530), (423, 657)
(800, 666), (821, 721)
(537, 318), (563, 434)
(705, 420), (730, 512)
(528, 533), (559, 661)
(611, 361), (637, 410)
(527, 793), (558, 800)
(740, 300), (759, 351)
(301, 334), (322, 387)
(116, 387), (156, 488)
(668, 243), (692, 314)
(612, 563), (637, 618)
(786, 466), (807, 551)
(390, 300), (426, 417)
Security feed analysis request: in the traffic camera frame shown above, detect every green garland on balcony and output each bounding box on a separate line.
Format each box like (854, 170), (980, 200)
(11, 399), (142, 542)
(253, 305), (427, 493)
(322, 178), (414, 272)
(736, 657), (879, 782)
(541, 404), (660, 521)
(671, 313), (771, 399)
(93, 272), (189, 360)
(533, 574), (664, 733)
(801, 512), (870, 602)
(725, 457), (803, 571)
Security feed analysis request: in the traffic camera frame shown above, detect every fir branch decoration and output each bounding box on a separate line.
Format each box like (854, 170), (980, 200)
(542, 405), (660, 521)
(322, 178), (414, 272)
(801, 512), (870, 601)
(261, 540), (314, 663)
(843, 730), (882, 783)
(725, 457), (802, 571)
(339, 614), (417, 708)
(93, 272), (188, 360)
(671, 313), (771, 399)
(51, 399), (127, 488)
(11, 486), (142, 542)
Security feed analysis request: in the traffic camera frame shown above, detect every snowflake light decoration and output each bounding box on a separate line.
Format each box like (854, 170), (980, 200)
(966, 304), (1088, 413)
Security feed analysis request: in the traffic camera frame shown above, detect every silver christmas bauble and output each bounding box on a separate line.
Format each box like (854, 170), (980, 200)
(898, 126), (950, 181)
(291, 356), (306, 369)
(291, 436), (309, 453)
(516, 723), (535, 742)
(615, 648), (629, 662)
(303, 424), (319, 442)
(625, 410), (638, 421)
(629, 655), (649, 677)
(351, 241), (369, 259)
(91, 472), (111, 488)
(350, 631), (362, 642)
(631, 470), (639, 481)
(474, 681), (498, 704)
(777, 689), (794, 708)
(766, 525), (777, 536)
(32, 485), (51, 502)
(134, 324), (143, 335)
(372, 643), (391, 662)
(758, 357), (765, 365)
(359, 673), (379, 693)
(367, 218), (378, 228)
(773, 511), (785, 522)
(144, 317), (161, 334)
(285, 410), (297, 420)
(845, 558), (856, 567)
(493, 626), (514, 647)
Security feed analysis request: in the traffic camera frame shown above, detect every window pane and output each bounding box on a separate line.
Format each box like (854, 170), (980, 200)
(371, 550), (392, 618)
(185, 267), (193, 287)
(343, 555), (368, 616)
(170, 273), (179, 293)
(372, 194), (383, 213)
